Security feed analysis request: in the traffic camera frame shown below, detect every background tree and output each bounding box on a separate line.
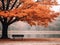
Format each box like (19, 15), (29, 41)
(0, 0), (59, 39)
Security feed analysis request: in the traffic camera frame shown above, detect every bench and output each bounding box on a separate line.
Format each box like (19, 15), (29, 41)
(12, 35), (24, 39)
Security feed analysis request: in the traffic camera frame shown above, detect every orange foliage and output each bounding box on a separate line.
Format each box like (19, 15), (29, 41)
(0, 0), (59, 27)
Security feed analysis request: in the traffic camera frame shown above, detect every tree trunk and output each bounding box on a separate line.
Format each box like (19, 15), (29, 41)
(1, 23), (9, 39)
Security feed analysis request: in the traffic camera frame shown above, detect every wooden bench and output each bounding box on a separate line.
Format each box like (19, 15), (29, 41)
(12, 35), (24, 39)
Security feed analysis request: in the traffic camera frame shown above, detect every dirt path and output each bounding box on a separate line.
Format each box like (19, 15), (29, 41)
(0, 38), (60, 45)
(0, 41), (60, 45)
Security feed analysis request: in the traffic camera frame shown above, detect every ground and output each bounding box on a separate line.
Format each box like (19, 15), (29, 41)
(0, 38), (60, 45)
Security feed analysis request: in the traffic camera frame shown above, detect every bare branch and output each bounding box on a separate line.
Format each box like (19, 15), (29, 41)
(6, 0), (10, 10)
(16, 2), (21, 8)
(0, 16), (4, 23)
(8, 17), (14, 23)
(1, 0), (5, 10)
(10, 0), (17, 10)
(3, 17), (7, 23)
(8, 15), (27, 25)
(8, 17), (20, 25)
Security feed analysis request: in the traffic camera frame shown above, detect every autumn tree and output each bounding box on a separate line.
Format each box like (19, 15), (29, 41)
(0, 0), (59, 39)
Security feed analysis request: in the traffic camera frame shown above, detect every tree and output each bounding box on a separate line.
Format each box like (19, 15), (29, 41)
(0, 0), (59, 39)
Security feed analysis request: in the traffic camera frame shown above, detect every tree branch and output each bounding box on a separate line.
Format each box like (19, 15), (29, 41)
(3, 17), (7, 23)
(8, 17), (14, 23)
(0, 7), (2, 10)
(1, 0), (5, 10)
(0, 16), (4, 23)
(6, 0), (10, 10)
(8, 17), (20, 25)
(8, 15), (27, 25)
(16, 2), (21, 8)
(10, 0), (17, 10)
